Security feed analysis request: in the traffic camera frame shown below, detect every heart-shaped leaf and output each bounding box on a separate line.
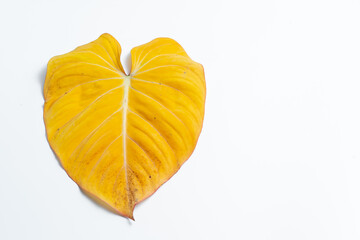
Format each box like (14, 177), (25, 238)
(44, 33), (206, 219)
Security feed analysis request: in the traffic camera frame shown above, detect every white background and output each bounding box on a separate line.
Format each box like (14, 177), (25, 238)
(1, 0), (360, 239)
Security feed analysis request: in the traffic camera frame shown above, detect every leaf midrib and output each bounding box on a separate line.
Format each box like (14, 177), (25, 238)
(122, 76), (131, 203)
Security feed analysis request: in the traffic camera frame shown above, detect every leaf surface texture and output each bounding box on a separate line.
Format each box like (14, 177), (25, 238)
(44, 33), (206, 219)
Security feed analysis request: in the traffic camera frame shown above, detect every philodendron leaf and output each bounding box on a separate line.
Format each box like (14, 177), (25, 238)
(44, 33), (206, 219)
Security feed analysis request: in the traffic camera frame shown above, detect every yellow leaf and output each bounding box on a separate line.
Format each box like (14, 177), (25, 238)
(43, 33), (206, 219)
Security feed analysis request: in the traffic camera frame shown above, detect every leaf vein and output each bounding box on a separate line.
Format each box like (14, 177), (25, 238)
(127, 135), (158, 172)
(128, 109), (176, 163)
(70, 107), (123, 174)
(86, 134), (123, 181)
(130, 86), (190, 134)
(55, 84), (124, 135)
